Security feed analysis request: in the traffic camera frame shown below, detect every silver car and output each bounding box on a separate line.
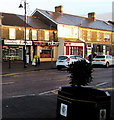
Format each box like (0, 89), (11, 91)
(56, 55), (88, 70)
(92, 55), (114, 67)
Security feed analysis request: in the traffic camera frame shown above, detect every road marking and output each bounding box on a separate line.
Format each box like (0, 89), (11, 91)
(0, 70), (41, 77)
(5, 87), (114, 99)
(0, 72), (21, 77)
(12, 94), (27, 98)
(98, 88), (114, 90)
(0, 82), (14, 85)
(12, 94), (36, 98)
(39, 89), (59, 95)
(96, 82), (109, 87)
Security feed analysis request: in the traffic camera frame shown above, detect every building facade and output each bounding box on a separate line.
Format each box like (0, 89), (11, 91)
(32, 6), (113, 58)
(1, 13), (58, 62)
(1, 6), (114, 63)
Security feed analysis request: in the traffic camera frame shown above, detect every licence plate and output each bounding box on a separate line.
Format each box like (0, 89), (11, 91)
(59, 61), (64, 62)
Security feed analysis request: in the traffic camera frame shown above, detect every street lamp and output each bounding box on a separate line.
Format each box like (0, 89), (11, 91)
(19, 0), (27, 68)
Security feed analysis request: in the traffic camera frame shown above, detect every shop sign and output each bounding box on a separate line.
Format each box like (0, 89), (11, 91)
(34, 41), (47, 46)
(34, 41), (59, 46)
(4, 40), (32, 45)
(64, 42), (84, 46)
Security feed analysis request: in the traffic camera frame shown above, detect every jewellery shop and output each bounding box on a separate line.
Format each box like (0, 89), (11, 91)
(2, 40), (32, 61)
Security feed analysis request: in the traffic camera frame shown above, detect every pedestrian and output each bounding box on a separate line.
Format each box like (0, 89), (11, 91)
(88, 54), (93, 63)
(37, 57), (40, 66)
(93, 52), (97, 58)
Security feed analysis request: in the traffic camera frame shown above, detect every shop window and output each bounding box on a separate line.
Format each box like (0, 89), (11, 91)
(40, 46), (53, 58)
(70, 46), (83, 56)
(9, 28), (16, 39)
(2, 46), (23, 61)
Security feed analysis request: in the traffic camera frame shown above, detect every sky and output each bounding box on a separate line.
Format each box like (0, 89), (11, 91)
(0, 0), (113, 21)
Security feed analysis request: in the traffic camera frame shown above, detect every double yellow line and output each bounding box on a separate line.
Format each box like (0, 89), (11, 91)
(0, 70), (40, 77)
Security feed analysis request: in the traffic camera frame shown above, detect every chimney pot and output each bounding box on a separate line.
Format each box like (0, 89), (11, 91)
(88, 12), (96, 21)
(55, 5), (64, 14)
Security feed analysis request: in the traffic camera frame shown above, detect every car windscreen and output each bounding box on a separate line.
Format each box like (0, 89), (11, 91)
(58, 56), (68, 60)
(95, 56), (105, 58)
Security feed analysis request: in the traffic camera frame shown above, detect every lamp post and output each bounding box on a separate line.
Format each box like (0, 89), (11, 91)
(19, 0), (27, 68)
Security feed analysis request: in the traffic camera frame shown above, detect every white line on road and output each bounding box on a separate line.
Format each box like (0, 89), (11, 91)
(96, 82), (109, 87)
(12, 94), (36, 98)
(0, 82), (14, 85)
(39, 89), (59, 95)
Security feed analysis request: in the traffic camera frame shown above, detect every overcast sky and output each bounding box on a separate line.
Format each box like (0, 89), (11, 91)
(0, 0), (113, 20)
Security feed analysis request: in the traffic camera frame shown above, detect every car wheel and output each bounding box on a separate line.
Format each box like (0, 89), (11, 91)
(57, 66), (62, 70)
(105, 62), (109, 68)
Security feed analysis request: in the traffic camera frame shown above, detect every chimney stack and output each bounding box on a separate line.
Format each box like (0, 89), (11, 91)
(88, 12), (96, 21)
(55, 5), (64, 14)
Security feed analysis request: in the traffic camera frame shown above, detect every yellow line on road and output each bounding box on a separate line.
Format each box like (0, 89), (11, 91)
(98, 88), (114, 90)
(0, 70), (41, 77)
(0, 72), (22, 77)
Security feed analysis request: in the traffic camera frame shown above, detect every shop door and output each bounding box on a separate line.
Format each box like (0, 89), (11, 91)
(66, 46), (69, 55)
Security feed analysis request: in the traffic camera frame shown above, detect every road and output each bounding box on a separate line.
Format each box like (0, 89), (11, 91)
(2, 67), (114, 119)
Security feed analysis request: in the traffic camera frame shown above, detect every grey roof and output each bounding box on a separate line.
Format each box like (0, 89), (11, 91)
(1, 12), (55, 30)
(1, 12), (31, 27)
(32, 9), (113, 31)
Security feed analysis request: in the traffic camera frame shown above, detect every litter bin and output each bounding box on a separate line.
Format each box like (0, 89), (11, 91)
(56, 86), (111, 120)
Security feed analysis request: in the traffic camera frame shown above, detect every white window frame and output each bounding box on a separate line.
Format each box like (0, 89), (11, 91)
(9, 28), (16, 39)
(87, 30), (91, 41)
(26, 29), (29, 40)
(32, 30), (37, 40)
(104, 33), (111, 41)
(97, 32), (101, 41)
(45, 31), (49, 41)
(79, 29), (83, 40)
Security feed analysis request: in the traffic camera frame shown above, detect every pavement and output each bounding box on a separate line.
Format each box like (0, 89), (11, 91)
(2, 60), (56, 75)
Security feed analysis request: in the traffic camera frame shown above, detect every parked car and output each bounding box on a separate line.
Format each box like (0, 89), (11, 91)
(56, 55), (89, 70)
(92, 55), (114, 67)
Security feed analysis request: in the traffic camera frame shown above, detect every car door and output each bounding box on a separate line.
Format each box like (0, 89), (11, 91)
(70, 56), (77, 63)
(111, 56), (114, 65)
(108, 55), (113, 65)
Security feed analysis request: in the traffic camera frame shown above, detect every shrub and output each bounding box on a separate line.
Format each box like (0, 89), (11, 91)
(68, 60), (93, 87)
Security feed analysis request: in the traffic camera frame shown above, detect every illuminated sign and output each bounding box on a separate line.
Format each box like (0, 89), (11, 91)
(4, 40), (32, 45)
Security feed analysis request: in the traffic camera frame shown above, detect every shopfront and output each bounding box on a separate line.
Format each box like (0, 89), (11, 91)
(64, 42), (85, 57)
(2, 40), (32, 61)
(86, 43), (112, 56)
(33, 41), (59, 61)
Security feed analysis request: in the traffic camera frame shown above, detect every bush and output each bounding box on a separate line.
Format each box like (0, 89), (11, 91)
(68, 60), (93, 87)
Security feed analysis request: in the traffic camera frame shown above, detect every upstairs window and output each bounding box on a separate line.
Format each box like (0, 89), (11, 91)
(9, 28), (16, 39)
(45, 31), (49, 41)
(97, 32), (101, 41)
(104, 33), (111, 42)
(26, 29), (29, 40)
(32, 30), (37, 40)
(87, 30), (91, 41)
